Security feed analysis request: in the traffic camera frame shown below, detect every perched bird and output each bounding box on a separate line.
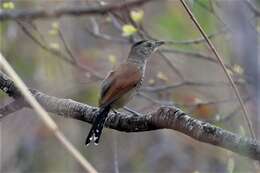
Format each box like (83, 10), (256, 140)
(86, 40), (164, 146)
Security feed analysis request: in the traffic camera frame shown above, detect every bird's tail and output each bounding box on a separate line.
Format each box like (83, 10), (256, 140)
(85, 105), (110, 146)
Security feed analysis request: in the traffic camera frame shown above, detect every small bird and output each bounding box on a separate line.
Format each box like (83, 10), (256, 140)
(86, 40), (164, 146)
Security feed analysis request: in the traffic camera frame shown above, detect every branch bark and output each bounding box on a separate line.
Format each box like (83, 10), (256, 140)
(1, 71), (260, 161)
(0, 0), (153, 21)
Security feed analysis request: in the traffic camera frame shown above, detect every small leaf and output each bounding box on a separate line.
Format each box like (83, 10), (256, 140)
(2, 2), (15, 9)
(148, 79), (155, 85)
(99, 1), (107, 6)
(193, 97), (203, 104)
(48, 29), (58, 36)
(257, 25), (260, 32)
(122, 24), (137, 37)
(49, 43), (60, 50)
(105, 16), (112, 22)
(130, 10), (144, 23)
(156, 72), (168, 81)
(108, 54), (117, 65)
(2, 3), (9, 9)
(215, 114), (220, 121)
(51, 22), (59, 30)
(233, 64), (244, 74)
(8, 2), (14, 9)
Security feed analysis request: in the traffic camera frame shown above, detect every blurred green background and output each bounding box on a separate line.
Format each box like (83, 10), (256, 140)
(0, 0), (257, 173)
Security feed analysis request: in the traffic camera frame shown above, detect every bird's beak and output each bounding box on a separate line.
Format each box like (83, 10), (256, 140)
(155, 41), (165, 47)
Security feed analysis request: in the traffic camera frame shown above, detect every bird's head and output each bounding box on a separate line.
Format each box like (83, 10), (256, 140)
(128, 40), (165, 63)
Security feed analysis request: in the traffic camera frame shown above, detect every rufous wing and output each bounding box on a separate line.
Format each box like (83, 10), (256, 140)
(99, 63), (142, 107)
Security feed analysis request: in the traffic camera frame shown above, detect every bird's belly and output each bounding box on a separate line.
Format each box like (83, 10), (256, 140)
(111, 89), (136, 109)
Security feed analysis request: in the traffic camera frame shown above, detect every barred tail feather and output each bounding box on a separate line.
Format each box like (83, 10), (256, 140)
(85, 105), (110, 146)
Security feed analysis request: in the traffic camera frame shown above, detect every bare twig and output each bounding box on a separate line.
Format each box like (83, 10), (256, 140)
(137, 92), (175, 106)
(0, 54), (98, 173)
(179, 0), (256, 139)
(157, 51), (185, 80)
(164, 29), (226, 45)
(141, 80), (245, 92)
(16, 20), (103, 80)
(58, 29), (78, 63)
(0, 0), (154, 21)
(85, 17), (128, 43)
(161, 48), (233, 69)
(0, 71), (259, 161)
(195, 0), (226, 25)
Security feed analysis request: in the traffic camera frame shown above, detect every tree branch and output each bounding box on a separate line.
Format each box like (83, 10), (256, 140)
(1, 71), (260, 161)
(0, 0), (153, 21)
(179, 0), (255, 139)
(0, 55), (97, 172)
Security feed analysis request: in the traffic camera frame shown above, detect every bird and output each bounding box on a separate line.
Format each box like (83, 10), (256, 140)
(85, 40), (165, 146)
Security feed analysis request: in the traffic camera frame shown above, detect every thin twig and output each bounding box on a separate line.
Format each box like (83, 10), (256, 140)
(0, 53), (98, 173)
(84, 17), (127, 43)
(141, 80), (245, 92)
(58, 29), (78, 63)
(137, 92), (175, 106)
(165, 29), (226, 45)
(0, 0), (154, 21)
(0, 76), (260, 160)
(157, 51), (185, 80)
(17, 20), (103, 80)
(179, 0), (256, 139)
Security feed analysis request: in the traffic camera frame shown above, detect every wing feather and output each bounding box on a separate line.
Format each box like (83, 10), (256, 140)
(99, 63), (141, 107)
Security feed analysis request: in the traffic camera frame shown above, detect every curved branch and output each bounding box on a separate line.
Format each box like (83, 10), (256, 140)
(0, 71), (260, 161)
(0, 0), (153, 21)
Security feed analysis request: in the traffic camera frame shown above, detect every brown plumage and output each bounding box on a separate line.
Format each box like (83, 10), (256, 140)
(99, 63), (142, 108)
(85, 40), (164, 146)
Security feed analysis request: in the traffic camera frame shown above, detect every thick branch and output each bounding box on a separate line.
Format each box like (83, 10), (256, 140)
(0, 71), (260, 161)
(0, 0), (153, 21)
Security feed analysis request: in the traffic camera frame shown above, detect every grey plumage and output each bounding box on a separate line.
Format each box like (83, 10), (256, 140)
(85, 40), (164, 146)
